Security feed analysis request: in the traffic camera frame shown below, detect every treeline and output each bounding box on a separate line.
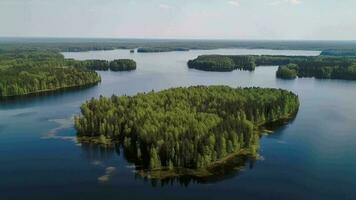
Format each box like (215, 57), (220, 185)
(276, 64), (298, 79)
(321, 49), (356, 57)
(0, 51), (101, 97)
(71, 59), (137, 71)
(188, 55), (356, 80)
(75, 86), (299, 171)
(188, 55), (255, 71)
(2, 38), (356, 53)
(110, 59), (136, 71)
(137, 47), (189, 53)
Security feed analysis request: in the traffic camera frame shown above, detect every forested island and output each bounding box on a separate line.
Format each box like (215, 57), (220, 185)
(188, 55), (255, 71)
(109, 59), (136, 71)
(79, 59), (136, 71)
(188, 55), (356, 80)
(0, 51), (101, 97)
(74, 86), (299, 179)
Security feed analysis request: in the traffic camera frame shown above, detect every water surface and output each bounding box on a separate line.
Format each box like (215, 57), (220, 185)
(1, 49), (356, 200)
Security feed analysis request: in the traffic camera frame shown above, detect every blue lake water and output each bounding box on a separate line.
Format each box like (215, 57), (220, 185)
(1, 49), (356, 200)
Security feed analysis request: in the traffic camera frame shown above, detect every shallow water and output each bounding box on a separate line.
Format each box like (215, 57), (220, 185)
(1, 49), (356, 200)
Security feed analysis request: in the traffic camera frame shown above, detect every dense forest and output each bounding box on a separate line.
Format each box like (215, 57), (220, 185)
(188, 55), (256, 71)
(0, 51), (101, 97)
(72, 59), (137, 71)
(188, 55), (356, 80)
(75, 86), (299, 173)
(276, 64), (298, 79)
(109, 59), (136, 71)
(2, 38), (356, 52)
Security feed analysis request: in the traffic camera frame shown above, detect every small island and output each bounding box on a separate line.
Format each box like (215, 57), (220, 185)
(77, 59), (137, 72)
(188, 55), (356, 80)
(109, 59), (136, 71)
(75, 86), (299, 179)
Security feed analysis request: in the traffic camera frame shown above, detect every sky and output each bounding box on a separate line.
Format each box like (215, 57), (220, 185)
(0, 0), (355, 40)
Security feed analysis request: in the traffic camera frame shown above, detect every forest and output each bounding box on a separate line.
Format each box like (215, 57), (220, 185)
(2, 38), (356, 53)
(109, 59), (137, 71)
(276, 64), (298, 79)
(74, 86), (299, 175)
(137, 47), (189, 53)
(0, 50), (101, 97)
(187, 55), (255, 71)
(74, 59), (137, 71)
(188, 55), (356, 80)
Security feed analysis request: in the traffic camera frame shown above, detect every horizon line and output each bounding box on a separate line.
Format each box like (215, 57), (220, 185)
(1, 36), (356, 42)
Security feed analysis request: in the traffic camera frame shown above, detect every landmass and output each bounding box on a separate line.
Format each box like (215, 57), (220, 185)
(0, 50), (136, 98)
(0, 51), (101, 97)
(2, 38), (356, 53)
(81, 59), (136, 71)
(74, 86), (299, 179)
(188, 55), (356, 80)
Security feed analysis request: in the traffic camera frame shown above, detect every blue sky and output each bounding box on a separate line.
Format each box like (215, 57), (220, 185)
(0, 0), (355, 40)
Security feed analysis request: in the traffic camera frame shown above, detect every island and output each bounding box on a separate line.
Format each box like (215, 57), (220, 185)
(109, 59), (136, 71)
(188, 55), (356, 80)
(74, 86), (299, 179)
(73, 59), (137, 72)
(0, 51), (101, 97)
(188, 55), (255, 71)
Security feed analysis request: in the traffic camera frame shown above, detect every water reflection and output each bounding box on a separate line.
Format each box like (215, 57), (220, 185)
(77, 114), (298, 187)
(79, 141), (256, 186)
(0, 84), (97, 110)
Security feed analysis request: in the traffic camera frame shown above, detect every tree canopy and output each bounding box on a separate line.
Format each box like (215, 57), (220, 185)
(109, 59), (136, 71)
(276, 64), (298, 79)
(0, 50), (101, 97)
(188, 55), (356, 80)
(75, 86), (299, 174)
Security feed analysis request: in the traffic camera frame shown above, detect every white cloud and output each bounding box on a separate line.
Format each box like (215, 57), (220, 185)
(289, 0), (302, 5)
(228, 0), (240, 7)
(269, 0), (302, 6)
(159, 4), (173, 9)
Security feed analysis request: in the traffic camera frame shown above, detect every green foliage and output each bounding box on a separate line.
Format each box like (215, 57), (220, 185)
(2, 38), (356, 53)
(188, 55), (237, 71)
(75, 86), (299, 170)
(276, 64), (298, 79)
(81, 60), (109, 71)
(109, 59), (136, 71)
(0, 51), (101, 97)
(188, 55), (356, 80)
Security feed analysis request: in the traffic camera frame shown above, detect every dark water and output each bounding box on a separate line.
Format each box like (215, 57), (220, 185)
(1, 49), (356, 200)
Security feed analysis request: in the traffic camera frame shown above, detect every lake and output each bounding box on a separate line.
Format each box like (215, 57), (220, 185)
(1, 48), (355, 200)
